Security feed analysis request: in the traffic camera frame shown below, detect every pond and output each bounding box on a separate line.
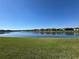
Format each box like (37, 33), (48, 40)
(0, 31), (79, 38)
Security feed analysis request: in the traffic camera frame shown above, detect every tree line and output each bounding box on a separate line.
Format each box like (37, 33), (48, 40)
(0, 27), (79, 32)
(26, 28), (79, 32)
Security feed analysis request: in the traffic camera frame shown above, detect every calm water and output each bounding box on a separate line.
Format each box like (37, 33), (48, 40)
(0, 32), (79, 38)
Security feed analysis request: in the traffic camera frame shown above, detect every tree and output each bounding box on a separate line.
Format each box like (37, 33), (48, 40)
(64, 28), (74, 31)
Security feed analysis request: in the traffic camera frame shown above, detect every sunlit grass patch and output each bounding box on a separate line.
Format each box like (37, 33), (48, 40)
(0, 37), (79, 59)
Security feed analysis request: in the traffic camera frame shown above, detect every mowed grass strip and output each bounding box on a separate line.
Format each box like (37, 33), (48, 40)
(0, 37), (79, 59)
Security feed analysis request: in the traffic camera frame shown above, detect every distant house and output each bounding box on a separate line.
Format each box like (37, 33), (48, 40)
(74, 28), (79, 31)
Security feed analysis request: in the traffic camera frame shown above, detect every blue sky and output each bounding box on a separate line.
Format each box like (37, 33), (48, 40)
(0, 0), (79, 29)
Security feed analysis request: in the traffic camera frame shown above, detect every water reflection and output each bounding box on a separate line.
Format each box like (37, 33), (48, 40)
(39, 32), (45, 34)
(0, 31), (79, 38)
(64, 32), (74, 36)
(56, 32), (63, 35)
(38, 32), (76, 36)
(45, 32), (52, 34)
(51, 32), (56, 35)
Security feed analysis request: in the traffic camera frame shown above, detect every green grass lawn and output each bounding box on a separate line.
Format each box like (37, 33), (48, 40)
(0, 37), (79, 59)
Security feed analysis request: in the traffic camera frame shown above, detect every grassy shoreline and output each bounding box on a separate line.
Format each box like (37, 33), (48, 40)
(0, 37), (79, 59)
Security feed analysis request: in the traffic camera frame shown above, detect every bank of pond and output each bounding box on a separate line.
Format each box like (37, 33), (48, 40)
(0, 28), (79, 38)
(0, 31), (79, 38)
